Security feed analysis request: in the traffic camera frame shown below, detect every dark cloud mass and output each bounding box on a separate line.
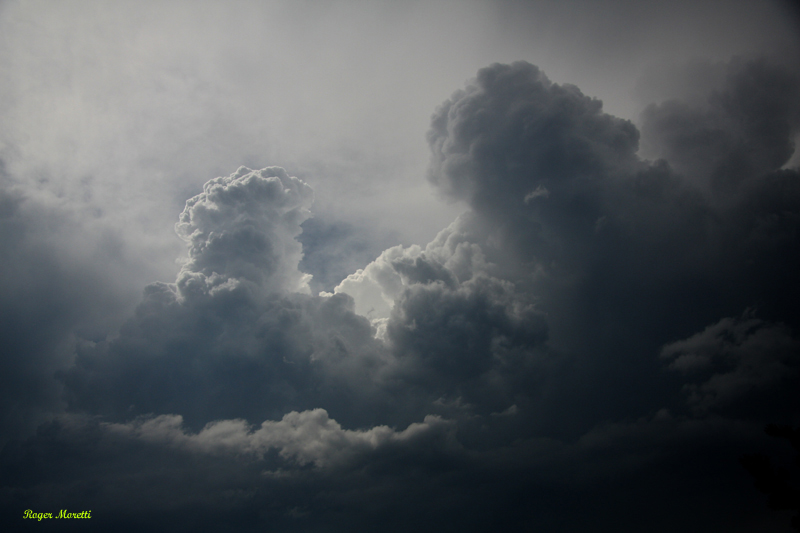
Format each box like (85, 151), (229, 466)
(640, 58), (800, 193)
(0, 168), (142, 446)
(3, 50), (800, 533)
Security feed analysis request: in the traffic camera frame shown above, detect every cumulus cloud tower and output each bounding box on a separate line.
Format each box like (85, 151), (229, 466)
(175, 166), (314, 296)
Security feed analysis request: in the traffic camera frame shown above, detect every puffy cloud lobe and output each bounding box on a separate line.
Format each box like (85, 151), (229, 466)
(661, 312), (800, 417)
(427, 61), (640, 215)
(640, 58), (800, 194)
(105, 408), (457, 469)
(333, 217), (492, 321)
(423, 62), (666, 323)
(333, 243), (424, 320)
(386, 273), (546, 392)
(334, 214), (548, 414)
(175, 166), (314, 296)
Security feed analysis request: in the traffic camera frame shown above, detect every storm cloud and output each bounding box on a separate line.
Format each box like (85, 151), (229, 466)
(2, 1), (800, 532)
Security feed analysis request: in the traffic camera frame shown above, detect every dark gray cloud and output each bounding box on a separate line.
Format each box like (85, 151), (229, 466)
(3, 54), (800, 532)
(661, 311), (800, 419)
(640, 58), (800, 194)
(0, 168), (141, 446)
(427, 61), (640, 213)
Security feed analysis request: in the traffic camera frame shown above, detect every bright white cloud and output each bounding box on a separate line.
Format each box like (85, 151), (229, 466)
(175, 166), (314, 296)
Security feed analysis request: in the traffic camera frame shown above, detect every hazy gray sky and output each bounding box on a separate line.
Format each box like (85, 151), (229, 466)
(2, 0), (797, 278)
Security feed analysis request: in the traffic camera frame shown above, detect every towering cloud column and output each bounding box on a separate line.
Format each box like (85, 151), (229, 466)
(174, 166), (315, 298)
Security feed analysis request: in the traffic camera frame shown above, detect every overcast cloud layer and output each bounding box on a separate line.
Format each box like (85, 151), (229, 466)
(2, 1), (800, 532)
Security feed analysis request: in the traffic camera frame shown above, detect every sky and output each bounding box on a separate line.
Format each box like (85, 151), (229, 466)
(1, 0), (800, 531)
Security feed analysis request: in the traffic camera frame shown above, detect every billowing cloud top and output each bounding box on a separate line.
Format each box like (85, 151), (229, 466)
(428, 62), (640, 212)
(175, 166), (314, 296)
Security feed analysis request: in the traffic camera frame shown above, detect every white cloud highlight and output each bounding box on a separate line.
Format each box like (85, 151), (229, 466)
(175, 166), (314, 296)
